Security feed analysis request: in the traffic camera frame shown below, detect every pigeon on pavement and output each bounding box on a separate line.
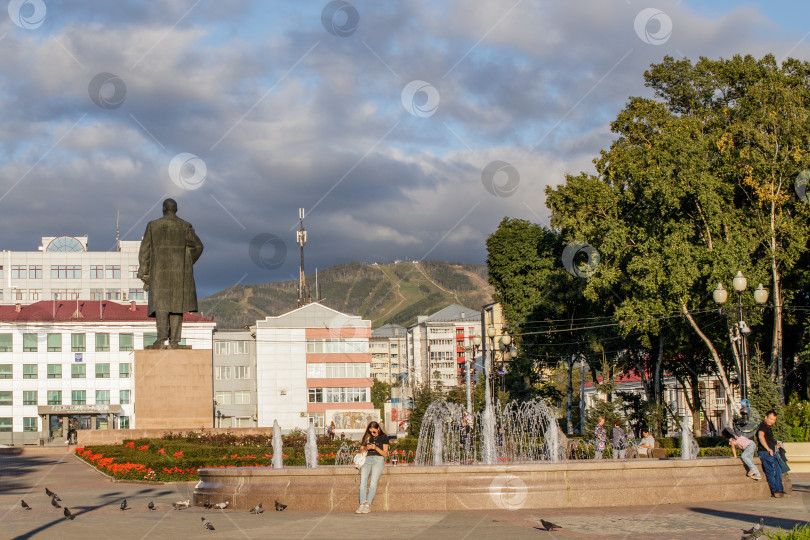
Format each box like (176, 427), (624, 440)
(250, 502), (263, 514)
(120, 499), (128, 511)
(45, 488), (60, 501)
(274, 500), (287, 512)
(51, 496), (61, 508)
(214, 501), (229, 510)
(540, 519), (561, 531)
(21, 500), (31, 510)
(173, 500), (190, 510)
(201, 517), (215, 530)
(148, 501), (155, 511)
(744, 518), (765, 535)
(63, 507), (74, 520)
(203, 499), (212, 509)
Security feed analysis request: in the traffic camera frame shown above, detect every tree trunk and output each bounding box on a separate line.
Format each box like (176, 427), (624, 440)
(770, 250), (785, 405)
(655, 335), (663, 406)
(681, 301), (740, 413)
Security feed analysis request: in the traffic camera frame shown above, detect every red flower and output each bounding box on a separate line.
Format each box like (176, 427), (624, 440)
(125, 441), (135, 448)
(157, 448), (165, 455)
(173, 451), (183, 459)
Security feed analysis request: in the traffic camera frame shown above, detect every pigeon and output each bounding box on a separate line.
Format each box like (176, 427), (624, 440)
(744, 518), (765, 535)
(148, 501), (155, 511)
(540, 519), (561, 531)
(203, 499), (212, 509)
(51, 496), (61, 509)
(201, 517), (215, 530)
(45, 488), (60, 501)
(274, 500), (287, 512)
(21, 500), (31, 510)
(63, 507), (74, 520)
(173, 500), (190, 510)
(120, 499), (128, 511)
(214, 501), (229, 510)
(250, 502), (263, 514)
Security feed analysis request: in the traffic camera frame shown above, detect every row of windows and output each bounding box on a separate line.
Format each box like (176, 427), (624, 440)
(306, 363), (369, 379)
(214, 341), (250, 355)
(214, 366), (250, 380)
(2, 265), (137, 280)
(307, 387), (369, 403)
(0, 289), (145, 301)
(0, 333), (174, 353)
(214, 390), (250, 405)
(0, 389), (130, 406)
(0, 415), (131, 431)
(0, 363), (130, 379)
(306, 339), (369, 354)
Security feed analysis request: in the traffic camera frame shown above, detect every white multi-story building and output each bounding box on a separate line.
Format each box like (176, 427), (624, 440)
(213, 330), (257, 428)
(406, 304), (480, 391)
(0, 300), (214, 445)
(370, 323), (406, 384)
(1, 236), (146, 305)
(254, 302), (376, 436)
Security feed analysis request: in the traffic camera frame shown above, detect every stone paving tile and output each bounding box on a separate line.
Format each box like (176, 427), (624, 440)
(0, 450), (807, 540)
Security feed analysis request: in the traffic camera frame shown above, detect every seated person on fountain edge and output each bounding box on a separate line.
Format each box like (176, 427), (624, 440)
(637, 429), (655, 457)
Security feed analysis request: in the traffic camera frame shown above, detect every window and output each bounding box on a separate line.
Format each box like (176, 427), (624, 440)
(47, 333), (62, 352)
(47, 390), (62, 405)
(215, 342), (229, 355)
(50, 265), (82, 279)
(90, 265), (103, 279)
(95, 363), (110, 378)
(47, 364), (62, 379)
(95, 390), (110, 405)
(23, 391), (37, 405)
(71, 334), (85, 352)
(23, 417), (37, 432)
(71, 390), (86, 405)
(215, 366), (231, 380)
(23, 364), (37, 379)
(0, 266), (3, 279)
(325, 387), (369, 403)
(0, 334), (10, 352)
(129, 265), (139, 278)
(29, 290), (40, 300)
(105, 265), (120, 279)
(90, 288), (103, 300)
(234, 391), (250, 404)
(308, 388), (323, 403)
(0, 364), (11, 378)
(23, 333), (37, 352)
(0, 418), (11, 432)
(307, 363), (325, 378)
(14, 289), (25, 301)
(306, 338), (369, 353)
(120, 390), (130, 404)
(128, 288), (145, 300)
(119, 334), (134, 351)
(71, 364), (86, 379)
(234, 417), (252, 428)
(119, 416), (130, 429)
(234, 366), (250, 379)
(0, 290), (3, 300)
(119, 363), (131, 378)
(143, 333), (158, 348)
(11, 265), (26, 279)
(95, 333), (110, 352)
(233, 341), (249, 354)
(0, 391), (11, 406)
(215, 391), (231, 405)
(105, 289), (121, 300)
(28, 265), (42, 279)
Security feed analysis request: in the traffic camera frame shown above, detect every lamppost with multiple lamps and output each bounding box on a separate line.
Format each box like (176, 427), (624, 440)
(712, 271), (769, 402)
(464, 333), (482, 413)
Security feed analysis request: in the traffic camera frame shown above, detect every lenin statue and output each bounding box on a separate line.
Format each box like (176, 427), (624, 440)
(138, 198), (204, 349)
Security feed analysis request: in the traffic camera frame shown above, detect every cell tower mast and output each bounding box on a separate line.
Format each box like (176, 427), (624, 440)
(297, 208), (308, 307)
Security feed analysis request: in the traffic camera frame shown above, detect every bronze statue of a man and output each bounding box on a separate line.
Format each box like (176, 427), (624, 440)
(138, 198), (204, 349)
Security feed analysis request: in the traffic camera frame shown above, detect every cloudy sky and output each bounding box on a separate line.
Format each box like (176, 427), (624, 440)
(0, 0), (807, 297)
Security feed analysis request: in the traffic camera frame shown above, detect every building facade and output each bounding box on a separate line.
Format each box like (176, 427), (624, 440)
(254, 303), (377, 436)
(369, 323), (406, 384)
(0, 300), (214, 445)
(406, 304), (480, 391)
(1, 236), (146, 305)
(213, 330), (257, 428)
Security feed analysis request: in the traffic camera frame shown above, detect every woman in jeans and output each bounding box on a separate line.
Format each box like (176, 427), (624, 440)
(356, 421), (389, 514)
(723, 428), (761, 480)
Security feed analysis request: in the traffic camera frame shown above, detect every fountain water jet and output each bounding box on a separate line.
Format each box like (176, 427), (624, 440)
(272, 420), (283, 468)
(305, 423), (318, 468)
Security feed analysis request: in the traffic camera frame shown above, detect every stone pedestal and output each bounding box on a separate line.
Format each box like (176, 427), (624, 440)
(134, 349), (213, 429)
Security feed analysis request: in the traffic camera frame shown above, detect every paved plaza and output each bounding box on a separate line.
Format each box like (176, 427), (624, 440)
(0, 448), (807, 540)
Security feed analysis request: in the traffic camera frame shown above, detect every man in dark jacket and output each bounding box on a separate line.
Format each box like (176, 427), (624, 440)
(138, 199), (203, 348)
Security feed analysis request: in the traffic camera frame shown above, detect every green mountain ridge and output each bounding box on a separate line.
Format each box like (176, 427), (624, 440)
(199, 260), (494, 330)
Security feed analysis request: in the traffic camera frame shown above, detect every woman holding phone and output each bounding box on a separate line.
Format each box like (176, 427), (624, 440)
(356, 421), (389, 514)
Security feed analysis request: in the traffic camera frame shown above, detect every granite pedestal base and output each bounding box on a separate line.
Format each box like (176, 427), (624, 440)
(194, 458), (773, 512)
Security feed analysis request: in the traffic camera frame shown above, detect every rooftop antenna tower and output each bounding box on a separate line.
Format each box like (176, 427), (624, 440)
(115, 210), (120, 252)
(297, 208), (308, 307)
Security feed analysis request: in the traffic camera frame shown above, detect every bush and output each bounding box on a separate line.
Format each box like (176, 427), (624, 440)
(767, 524), (810, 540)
(782, 398), (810, 442)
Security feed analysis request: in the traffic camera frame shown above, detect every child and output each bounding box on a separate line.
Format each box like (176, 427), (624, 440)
(723, 427), (761, 480)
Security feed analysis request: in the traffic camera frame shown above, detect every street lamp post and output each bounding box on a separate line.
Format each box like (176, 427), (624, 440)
(466, 334), (481, 413)
(713, 272), (769, 402)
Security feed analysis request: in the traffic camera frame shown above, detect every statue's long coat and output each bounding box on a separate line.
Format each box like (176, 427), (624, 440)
(137, 214), (203, 316)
